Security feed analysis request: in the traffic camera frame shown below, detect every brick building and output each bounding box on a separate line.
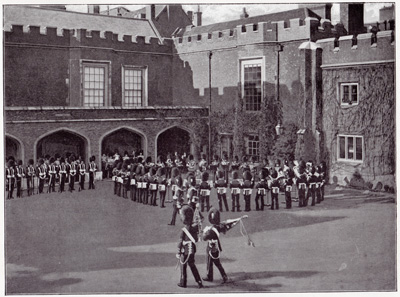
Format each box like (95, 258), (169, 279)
(4, 3), (395, 187)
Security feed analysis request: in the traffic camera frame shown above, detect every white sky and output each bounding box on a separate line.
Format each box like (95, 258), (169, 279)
(66, 3), (393, 25)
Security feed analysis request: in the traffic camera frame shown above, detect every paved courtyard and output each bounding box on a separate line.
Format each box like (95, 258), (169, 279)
(5, 181), (396, 294)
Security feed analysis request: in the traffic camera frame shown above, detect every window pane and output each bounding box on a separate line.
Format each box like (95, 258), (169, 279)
(83, 65), (105, 107)
(339, 136), (346, 159)
(347, 137), (354, 159)
(356, 137), (362, 160)
(243, 62), (262, 111)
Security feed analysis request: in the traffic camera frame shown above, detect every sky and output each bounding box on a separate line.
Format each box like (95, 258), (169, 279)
(65, 3), (394, 25)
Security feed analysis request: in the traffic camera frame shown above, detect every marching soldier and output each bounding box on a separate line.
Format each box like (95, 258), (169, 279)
(269, 169), (282, 210)
(88, 156), (97, 190)
(198, 154), (208, 173)
(26, 159), (36, 196)
(168, 176), (184, 226)
(220, 153), (230, 183)
(210, 155), (220, 183)
(176, 205), (204, 289)
(186, 154), (197, 177)
(16, 160), (25, 198)
(230, 155), (240, 173)
(319, 161), (327, 201)
(59, 158), (67, 193)
(121, 163), (130, 199)
(129, 164), (137, 202)
(283, 165), (295, 209)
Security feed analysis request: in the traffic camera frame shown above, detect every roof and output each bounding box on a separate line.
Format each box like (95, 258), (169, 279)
(3, 5), (158, 38)
(126, 5), (166, 18)
(182, 7), (321, 36)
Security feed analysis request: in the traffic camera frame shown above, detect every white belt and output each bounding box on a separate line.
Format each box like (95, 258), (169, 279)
(231, 188), (240, 194)
(217, 187), (227, 194)
(272, 187), (279, 194)
(200, 189), (210, 196)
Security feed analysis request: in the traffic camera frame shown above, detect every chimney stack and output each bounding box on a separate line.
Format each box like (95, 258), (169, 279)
(240, 7), (249, 19)
(187, 11), (193, 22)
(340, 3), (365, 35)
(88, 5), (100, 14)
(146, 4), (156, 20)
(299, 4), (332, 20)
(194, 8), (202, 26)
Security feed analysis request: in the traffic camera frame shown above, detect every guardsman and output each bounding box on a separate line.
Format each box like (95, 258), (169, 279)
(121, 163), (130, 199)
(38, 159), (47, 194)
(168, 176), (184, 226)
(214, 170), (229, 212)
(78, 159), (86, 191)
(134, 164), (142, 202)
(156, 167), (167, 208)
(220, 153), (230, 183)
(319, 161), (327, 201)
(239, 156), (250, 177)
(308, 166), (317, 206)
(26, 159), (36, 196)
(59, 158), (67, 193)
(140, 166), (149, 204)
(148, 167), (158, 206)
(129, 164), (137, 202)
(48, 158), (57, 193)
(176, 205), (204, 289)
(6, 160), (16, 199)
(242, 170), (254, 212)
(230, 155), (240, 174)
(269, 169), (281, 210)
(284, 166), (295, 209)
(16, 160), (25, 198)
(198, 154), (208, 173)
(199, 171), (211, 212)
(315, 166), (322, 204)
(210, 155), (220, 183)
(165, 153), (174, 179)
(186, 154), (197, 177)
(68, 157), (77, 192)
(296, 166), (308, 207)
(255, 169), (268, 211)
(229, 171), (242, 212)
(88, 156), (97, 190)
(202, 208), (243, 284)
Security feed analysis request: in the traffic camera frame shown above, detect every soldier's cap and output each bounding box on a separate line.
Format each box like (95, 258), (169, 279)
(202, 171), (209, 181)
(217, 170), (224, 179)
(243, 170), (252, 181)
(180, 205), (194, 225)
(208, 207), (220, 225)
(232, 170), (239, 179)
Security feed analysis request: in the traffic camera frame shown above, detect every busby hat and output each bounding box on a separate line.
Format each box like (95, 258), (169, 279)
(150, 167), (157, 176)
(270, 170), (278, 179)
(28, 159), (34, 165)
(217, 170), (224, 179)
(232, 170), (239, 179)
(208, 207), (220, 225)
(171, 167), (180, 178)
(180, 205), (194, 225)
(176, 176), (183, 187)
(201, 171), (209, 181)
(260, 168), (268, 179)
(135, 164), (143, 175)
(156, 167), (165, 176)
(243, 170), (252, 181)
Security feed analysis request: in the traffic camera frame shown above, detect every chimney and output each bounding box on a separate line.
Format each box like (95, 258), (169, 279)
(88, 5), (100, 14)
(240, 7), (249, 19)
(146, 4), (156, 20)
(194, 11), (202, 26)
(299, 4), (332, 20)
(340, 3), (365, 35)
(187, 11), (193, 22)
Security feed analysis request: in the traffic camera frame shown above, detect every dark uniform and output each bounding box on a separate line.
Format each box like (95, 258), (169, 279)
(78, 161), (86, 191)
(16, 161), (25, 198)
(168, 178), (184, 226)
(68, 160), (77, 192)
(214, 171), (229, 212)
(6, 161), (16, 199)
(255, 169), (269, 211)
(26, 159), (35, 196)
(59, 160), (67, 193)
(88, 156), (97, 190)
(148, 167), (158, 206)
(242, 171), (254, 212)
(229, 171), (242, 212)
(296, 168), (308, 207)
(38, 161), (47, 194)
(270, 170), (281, 210)
(199, 172), (211, 212)
(156, 168), (167, 208)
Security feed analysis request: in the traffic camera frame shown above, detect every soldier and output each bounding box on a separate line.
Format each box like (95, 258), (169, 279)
(319, 161), (327, 201)
(186, 154), (197, 177)
(269, 169), (281, 210)
(88, 156), (97, 190)
(255, 169), (269, 211)
(156, 167), (167, 208)
(242, 170), (254, 212)
(229, 171), (242, 212)
(230, 155), (240, 173)
(168, 176), (184, 226)
(202, 208), (244, 284)
(68, 157), (77, 192)
(6, 159), (16, 199)
(121, 163), (130, 199)
(38, 159), (47, 194)
(210, 155), (220, 183)
(315, 166), (323, 204)
(198, 154), (208, 173)
(148, 167), (158, 206)
(134, 164), (143, 202)
(284, 166), (295, 209)
(48, 157), (57, 193)
(26, 159), (36, 196)
(199, 171), (211, 212)
(165, 153), (174, 179)
(220, 153), (230, 183)
(78, 159), (86, 191)
(214, 170), (229, 212)
(140, 166), (149, 204)
(129, 163), (137, 202)
(176, 205), (204, 289)
(296, 166), (308, 207)
(59, 158), (67, 193)
(308, 166), (318, 206)
(16, 160), (25, 198)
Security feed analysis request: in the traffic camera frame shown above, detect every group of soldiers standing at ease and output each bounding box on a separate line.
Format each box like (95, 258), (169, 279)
(5, 153), (98, 199)
(110, 151), (328, 220)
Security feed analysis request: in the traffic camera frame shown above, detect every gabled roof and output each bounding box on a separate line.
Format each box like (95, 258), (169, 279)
(4, 5), (159, 38)
(181, 7), (321, 36)
(125, 5), (167, 19)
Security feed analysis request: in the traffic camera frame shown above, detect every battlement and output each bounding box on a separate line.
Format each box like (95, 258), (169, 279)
(4, 24), (173, 53)
(317, 30), (394, 66)
(174, 17), (336, 52)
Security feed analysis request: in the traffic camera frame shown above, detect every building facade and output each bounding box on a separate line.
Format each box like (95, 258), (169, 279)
(4, 3), (395, 188)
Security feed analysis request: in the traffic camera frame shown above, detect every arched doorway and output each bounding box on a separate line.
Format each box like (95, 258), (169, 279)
(156, 126), (191, 159)
(36, 130), (87, 161)
(101, 128), (143, 157)
(5, 135), (22, 161)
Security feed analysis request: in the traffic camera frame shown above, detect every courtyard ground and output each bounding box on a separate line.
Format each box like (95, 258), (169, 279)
(5, 181), (396, 294)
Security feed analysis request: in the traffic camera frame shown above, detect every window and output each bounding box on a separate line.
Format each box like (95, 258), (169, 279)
(241, 59), (264, 111)
(247, 135), (260, 160)
(122, 66), (147, 107)
(83, 63), (108, 107)
(338, 135), (363, 162)
(340, 83), (359, 106)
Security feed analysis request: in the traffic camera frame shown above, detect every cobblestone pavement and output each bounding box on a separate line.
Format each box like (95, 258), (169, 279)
(5, 181), (396, 294)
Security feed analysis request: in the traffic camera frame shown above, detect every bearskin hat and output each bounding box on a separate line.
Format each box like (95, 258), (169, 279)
(49, 157), (55, 164)
(316, 166), (321, 173)
(176, 176), (183, 187)
(311, 166), (316, 174)
(287, 168), (295, 178)
(298, 166), (305, 175)
(189, 154), (194, 161)
(38, 158), (44, 165)
(180, 205), (194, 225)
(146, 156), (152, 163)
(150, 167), (157, 176)
(217, 170), (224, 179)
(171, 167), (180, 178)
(208, 207), (220, 225)
(201, 171), (209, 181)
(28, 159), (34, 165)
(243, 170), (252, 181)
(17, 160), (23, 166)
(116, 162), (123, 170)
(122, 163), (128, 170)
(242, 155), (248, 162)
(232, 170), (239, 179)
(135, 164), (143, 175)
(260, 168), (268, 179)
(270, 170), (278, 179)
(8, 159), (15, 167)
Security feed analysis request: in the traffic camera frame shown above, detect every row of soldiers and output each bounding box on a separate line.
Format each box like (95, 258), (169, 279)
(5, 155), (98, 199)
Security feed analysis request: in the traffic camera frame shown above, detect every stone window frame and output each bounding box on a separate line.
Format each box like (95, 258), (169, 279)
(80, 60), (111, 107)
(337, 134), (364, 163)
(122, 65), (148, 107)
(240, 57), (265, 112)
(246, 134), (260, 161)
(339, 82), (359, 107)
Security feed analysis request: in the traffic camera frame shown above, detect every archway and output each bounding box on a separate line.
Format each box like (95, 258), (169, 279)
(5, 135), (22, 161)
(36, 130), (87, 161)
(156, 126), (191, 159)
(101, 128), (143, 157)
